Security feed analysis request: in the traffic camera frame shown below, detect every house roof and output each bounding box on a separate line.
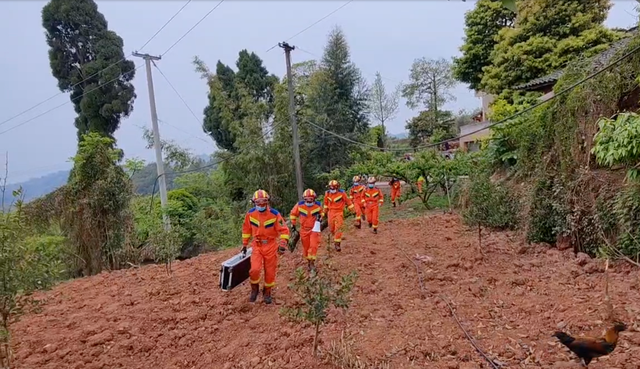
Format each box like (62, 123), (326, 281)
(513, 28), (637, 91)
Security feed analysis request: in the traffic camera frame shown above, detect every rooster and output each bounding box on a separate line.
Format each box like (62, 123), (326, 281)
(553, 322), (627, 367)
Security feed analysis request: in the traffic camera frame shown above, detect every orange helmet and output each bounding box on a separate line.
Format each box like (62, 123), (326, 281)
(252, 189), (270, 205)
(303, 189), (317, 200)
(352, 175), (361, 183)
(328, 180), (339, 190)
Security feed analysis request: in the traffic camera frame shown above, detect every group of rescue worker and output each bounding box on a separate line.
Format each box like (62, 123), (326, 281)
(239, 175), (401, 304)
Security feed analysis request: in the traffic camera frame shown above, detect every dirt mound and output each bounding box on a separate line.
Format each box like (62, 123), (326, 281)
(11, 212), (640, 368)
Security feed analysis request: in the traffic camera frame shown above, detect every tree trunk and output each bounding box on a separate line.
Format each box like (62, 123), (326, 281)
(313, 321), (321, 357)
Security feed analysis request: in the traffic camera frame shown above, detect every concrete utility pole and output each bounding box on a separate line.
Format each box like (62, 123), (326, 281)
(279, 42), (304, 199)
(132, 52), (170, 230)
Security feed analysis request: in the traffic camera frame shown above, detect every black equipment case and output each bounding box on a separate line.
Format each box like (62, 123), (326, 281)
(219, 247), (253, 291)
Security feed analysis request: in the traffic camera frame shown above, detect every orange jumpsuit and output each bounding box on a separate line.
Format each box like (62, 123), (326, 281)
(242, 207), (290, 288)
(390, 180), (401, 204)
(323, 190), (355, 243)
(349, 184), (366, 224)
(362, 187), (384, 229)
(417, 176), (425, 193)
(289, 201), (323, 261)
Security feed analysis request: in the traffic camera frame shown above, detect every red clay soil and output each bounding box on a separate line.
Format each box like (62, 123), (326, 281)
(11, 212), (640, 369)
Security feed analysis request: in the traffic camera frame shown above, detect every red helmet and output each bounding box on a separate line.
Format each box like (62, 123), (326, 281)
(303, 189), (317, 200)
(328, 180), (339, 190)
(252, 189), (269, 205)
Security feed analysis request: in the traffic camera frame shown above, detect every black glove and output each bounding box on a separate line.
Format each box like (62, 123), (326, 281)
(241, 246), (247, 256)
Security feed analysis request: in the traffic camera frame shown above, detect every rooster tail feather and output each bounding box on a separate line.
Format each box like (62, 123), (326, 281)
(553, 331), (575, 345)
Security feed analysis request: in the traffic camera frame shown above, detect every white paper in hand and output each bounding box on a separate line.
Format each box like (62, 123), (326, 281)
(312, 220), (321, 233)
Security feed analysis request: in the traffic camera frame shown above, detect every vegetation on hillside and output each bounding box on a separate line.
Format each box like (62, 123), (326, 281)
(4, 2), (640, 358)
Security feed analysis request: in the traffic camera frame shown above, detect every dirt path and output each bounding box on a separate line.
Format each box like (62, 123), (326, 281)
(11, 211), (640, 368)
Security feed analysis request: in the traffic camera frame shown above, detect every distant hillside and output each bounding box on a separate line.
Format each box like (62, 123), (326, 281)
(1, 154), (216, 206)
(389, 132), (408, 139)
(2, 170), (69, 205)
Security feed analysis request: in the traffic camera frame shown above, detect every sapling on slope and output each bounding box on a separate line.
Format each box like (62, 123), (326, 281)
(282, 266), (357, 357)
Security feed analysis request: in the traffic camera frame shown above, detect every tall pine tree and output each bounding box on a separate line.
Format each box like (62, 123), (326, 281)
(307, 26), (370, 173)
(42, 0), (136, 140)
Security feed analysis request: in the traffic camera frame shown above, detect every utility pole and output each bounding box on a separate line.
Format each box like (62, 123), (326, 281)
(279, 42), (304, 200)
(132, 51), (170, 230)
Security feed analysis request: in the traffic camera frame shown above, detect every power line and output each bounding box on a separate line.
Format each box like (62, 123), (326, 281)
(0, 0), (193, 128)
(265, 0), (354, 52)
(158, 118), (212, 145)
(152, 62), (208, 142)
(139, 0), (193, 51)
(0, 65), (144, 136)
(161, 0), (226, 56)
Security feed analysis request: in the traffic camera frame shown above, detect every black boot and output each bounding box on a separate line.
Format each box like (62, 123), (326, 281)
(334, 242), (341, 252)
(373, 228), (378, 234)
(263, 287), (273, 304)
(308, 260), (316, 272)
(249, 284), (259, 302)
(368, 223), (372, 228)
(393, 201), (396, 207)
(355, 222), (361, 229)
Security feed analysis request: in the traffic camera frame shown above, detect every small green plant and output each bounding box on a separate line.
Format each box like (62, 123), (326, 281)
(148, 224), (183, 274)
(592, 112), (640, 181)
(282, 266), (357, 357)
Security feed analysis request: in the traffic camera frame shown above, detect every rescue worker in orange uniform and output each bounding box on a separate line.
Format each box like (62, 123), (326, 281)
(362, 177), (384, 233)
(417, 175), (425, 194)
(323, 180), (355, 251)
(241, 189), (290, 304)
(389, 177), (401, 207)
(289, 189), (323, 270)
(348, 175), (366, 229)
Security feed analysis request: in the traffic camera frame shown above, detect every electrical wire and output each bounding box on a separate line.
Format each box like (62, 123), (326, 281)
(0, 65), (144, 136)
(0, 0), (193, 128)
(152, 62), (213, 147)
(158, 118), (212, 145)
(139, 0), (193, 51)
(265, 0), (354, 52)
(161, 0), (225, 56)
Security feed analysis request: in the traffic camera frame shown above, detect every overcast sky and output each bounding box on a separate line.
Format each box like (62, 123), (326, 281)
(0, 1), (637, 183)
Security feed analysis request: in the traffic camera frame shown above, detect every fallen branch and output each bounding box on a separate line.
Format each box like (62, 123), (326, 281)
(597, 229), (640, 268)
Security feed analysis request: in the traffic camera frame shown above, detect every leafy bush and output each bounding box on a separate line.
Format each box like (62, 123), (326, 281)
(526, 177), (565, 244)
(0, 188), (64, 367)
(463, 173), (520, 231)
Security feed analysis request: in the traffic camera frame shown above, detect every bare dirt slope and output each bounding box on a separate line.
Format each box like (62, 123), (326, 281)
(11, 210), (640, 369)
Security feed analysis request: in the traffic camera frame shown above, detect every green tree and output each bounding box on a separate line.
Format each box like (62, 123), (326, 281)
(194, 51), (278, 152)
(402, 58), (457, 112)
(63, 133), (132, 276)
(368, 72), (401, 149)
(306, 26), (370, 173)
(402, 58), (457, 145)
(480, 0), (621, 94)
(452, 0), (516, 91)
(42, 0), (136, 140)
(405, 110), (454, 147)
